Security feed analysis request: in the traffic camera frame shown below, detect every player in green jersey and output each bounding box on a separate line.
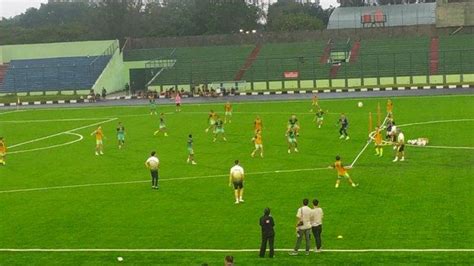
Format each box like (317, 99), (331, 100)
(286, 126), (298, 153)
(154, 113), (168, 137)
(213, 116), (227, 142)
(187, 134), (197, 165)
(116, 122), (126, 149)
(149, 95), (157, 115)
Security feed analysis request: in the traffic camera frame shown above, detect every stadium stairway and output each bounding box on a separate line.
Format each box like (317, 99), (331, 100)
(429, 37), (439, 75)
(0, 64), (9, 88)
(234, 43), (262, 81)
(319, 39), (332, 64)
(349, 40), (361, 63)
(330, 64), (341, 78)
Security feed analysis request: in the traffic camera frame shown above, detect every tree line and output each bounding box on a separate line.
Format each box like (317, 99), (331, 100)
(0, 0), (334, 45)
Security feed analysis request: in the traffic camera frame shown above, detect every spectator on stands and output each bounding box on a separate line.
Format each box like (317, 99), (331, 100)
(101, 87), (107, 99)
(125, 83), (130, 96)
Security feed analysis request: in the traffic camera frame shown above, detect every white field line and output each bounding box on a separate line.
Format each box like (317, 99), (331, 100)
(0, 167), (330, 194)
(14, 93), (474, 112)
(8, 133), (84, 155)
(0, 248), (472, 253)
(0, 110), (27, 115)
(350, 115), (390, 168)
(0, 111), (335, 123)
(398, 119), (474, 127)
(0, 118), (113, 123)
(406, 144), (474, 150)
(399, 119), (474, 150)
(8, 118), (117, 149)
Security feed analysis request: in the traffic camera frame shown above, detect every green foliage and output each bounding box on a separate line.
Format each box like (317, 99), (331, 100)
(0, 0), (261, 45)
(266, 1), (329, 32)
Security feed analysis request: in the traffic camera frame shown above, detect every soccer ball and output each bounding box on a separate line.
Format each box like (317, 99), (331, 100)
(117, 257), (124, 262)
(357, 102), (363, 108)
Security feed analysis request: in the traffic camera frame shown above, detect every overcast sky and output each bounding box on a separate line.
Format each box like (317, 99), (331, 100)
(0, 0), (340, 19)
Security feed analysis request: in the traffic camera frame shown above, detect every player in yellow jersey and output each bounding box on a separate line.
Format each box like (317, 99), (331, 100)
(205, 110), (217, 133)
(251, 129), (263, 158)
(224, 101), (232, 123)
(329, 156), (358, 188)
(0, 137), (7, 165)
(386, 99), (393, 115)
(374, 126), (383, 157)
(90, 126), (105, 156)
(310, 94), (319, 112)
(254, 116), (263, 133)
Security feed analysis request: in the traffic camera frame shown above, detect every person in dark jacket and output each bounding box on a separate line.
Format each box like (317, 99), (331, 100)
(259, 207), (275, 258)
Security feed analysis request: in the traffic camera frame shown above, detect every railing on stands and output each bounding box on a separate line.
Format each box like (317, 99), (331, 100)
(89, 41), (118, 84)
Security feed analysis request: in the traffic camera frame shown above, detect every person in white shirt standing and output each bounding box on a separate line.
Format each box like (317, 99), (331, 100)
(145, 151), (160, 189)
(393, 129), (405, 162)
(310, 199), (324, 253)
(229, 160), (245, 204)
(289, 199), (312, 256)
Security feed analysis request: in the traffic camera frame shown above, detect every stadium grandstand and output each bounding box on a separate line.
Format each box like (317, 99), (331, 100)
(0, 40), (120, 94)
(0, 0), (473, 96)
(1, 1), (474, 265)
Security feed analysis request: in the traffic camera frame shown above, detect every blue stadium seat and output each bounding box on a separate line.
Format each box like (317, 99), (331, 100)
(0, 56), (111, 93)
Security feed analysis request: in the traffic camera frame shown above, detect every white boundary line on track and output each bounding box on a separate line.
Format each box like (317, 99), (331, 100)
(8, 133), (84, 155)
(8, 118), (117, 149)
(0, 167), (329, 194)
(0, 248), (472, 253)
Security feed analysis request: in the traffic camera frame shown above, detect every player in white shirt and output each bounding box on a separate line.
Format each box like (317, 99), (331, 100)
(229, 160), (245, 204)
(289, 199), (312, 256)
(393, 130), (405, 162)
(145, 151), (160, 189)
(310, 199), (324, 253)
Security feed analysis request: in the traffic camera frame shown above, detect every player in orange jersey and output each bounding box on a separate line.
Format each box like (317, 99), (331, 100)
(374, 126), (383, 157)
(0, 137), (7, 165)
(90, 126), (105, 156)
(329, 156), (358, 188)
(251, 129), (263, 158)
(224, 101), (232, 123)
(254, 116), (263, 133)
(386, 99), (393, 115)
(205, 110), (217, 133)
(310, 94), (319, 112)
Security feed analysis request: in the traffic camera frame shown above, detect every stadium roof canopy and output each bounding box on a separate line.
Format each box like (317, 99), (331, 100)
(327, 2), (436, 29)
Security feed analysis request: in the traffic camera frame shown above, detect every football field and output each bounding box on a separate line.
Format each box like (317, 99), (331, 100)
(0, 95), (473, 265)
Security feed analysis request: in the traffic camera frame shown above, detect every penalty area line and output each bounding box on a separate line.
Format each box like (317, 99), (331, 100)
(0, 248), (472, 253)
(0, 167), (330, 194)
(9, 118), (117, 149)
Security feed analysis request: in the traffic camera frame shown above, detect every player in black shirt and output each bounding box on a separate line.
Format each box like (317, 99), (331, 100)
(337, 113), (349, 140)
(259, 208), (275, 258)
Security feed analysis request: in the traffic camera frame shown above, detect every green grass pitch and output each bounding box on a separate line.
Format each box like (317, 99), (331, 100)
(0, 95), (473, 265)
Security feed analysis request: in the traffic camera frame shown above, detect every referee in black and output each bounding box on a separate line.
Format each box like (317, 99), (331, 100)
(259, 208), (275, 258)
